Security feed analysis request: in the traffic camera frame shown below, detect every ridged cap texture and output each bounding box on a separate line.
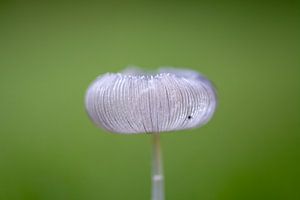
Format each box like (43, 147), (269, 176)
(85, 68), (217, 134)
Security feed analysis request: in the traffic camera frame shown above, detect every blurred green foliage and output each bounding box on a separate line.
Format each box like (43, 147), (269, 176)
(0, 0), (299, 199)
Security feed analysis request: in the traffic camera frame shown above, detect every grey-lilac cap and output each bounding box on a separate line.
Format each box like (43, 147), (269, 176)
(85, 67), (217, 134)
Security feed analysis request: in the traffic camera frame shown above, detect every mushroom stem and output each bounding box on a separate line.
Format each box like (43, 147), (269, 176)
(151, 133), (164, 200)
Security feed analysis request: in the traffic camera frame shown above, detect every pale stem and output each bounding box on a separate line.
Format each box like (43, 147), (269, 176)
(151, 133), (165, 200)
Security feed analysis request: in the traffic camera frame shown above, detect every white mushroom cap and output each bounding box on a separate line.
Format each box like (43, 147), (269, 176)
(85, 67), (217, 134)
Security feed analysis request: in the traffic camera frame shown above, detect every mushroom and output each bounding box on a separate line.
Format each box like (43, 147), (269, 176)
(85, 67), (217, 200)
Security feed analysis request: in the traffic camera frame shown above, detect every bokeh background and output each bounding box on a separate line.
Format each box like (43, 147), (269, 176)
(0, 0), (299, 199)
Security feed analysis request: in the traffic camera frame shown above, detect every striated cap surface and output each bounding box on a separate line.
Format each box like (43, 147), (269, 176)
(85, 68), (217, 134)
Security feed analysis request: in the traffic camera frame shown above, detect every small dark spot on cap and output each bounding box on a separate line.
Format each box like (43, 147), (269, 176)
(187, 115), (192, 119)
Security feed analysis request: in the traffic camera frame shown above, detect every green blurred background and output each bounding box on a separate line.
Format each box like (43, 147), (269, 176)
(0, 0), (299, 199)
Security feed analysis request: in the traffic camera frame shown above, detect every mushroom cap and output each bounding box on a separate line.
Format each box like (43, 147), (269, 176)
(85, 67), (217, 134)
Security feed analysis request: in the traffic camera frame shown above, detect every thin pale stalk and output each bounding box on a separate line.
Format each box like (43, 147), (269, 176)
(151, 133), (164, 200)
